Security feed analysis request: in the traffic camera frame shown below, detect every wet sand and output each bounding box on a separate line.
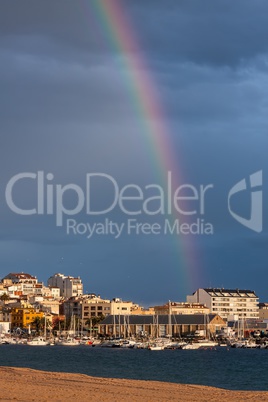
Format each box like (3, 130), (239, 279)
(0, 366), (267, 401)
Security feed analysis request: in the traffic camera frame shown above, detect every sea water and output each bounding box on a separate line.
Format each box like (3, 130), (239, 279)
(0, 345), (267, 391)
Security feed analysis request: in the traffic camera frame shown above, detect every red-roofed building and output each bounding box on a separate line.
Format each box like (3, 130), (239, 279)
(2, 273), (38, 285)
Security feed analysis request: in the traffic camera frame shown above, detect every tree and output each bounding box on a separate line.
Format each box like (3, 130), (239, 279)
(52, 317), (65, 331)
(92, 315), (105, 327)
(0, 293), (10, 303)
(85, 315), (105, 333)
(30, 317), (46, 335)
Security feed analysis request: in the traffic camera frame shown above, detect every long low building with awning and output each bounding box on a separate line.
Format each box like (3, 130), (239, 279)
(98, 314), (226, 338)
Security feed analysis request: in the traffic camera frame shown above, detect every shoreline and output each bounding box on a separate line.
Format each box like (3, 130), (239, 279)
(0, 367), (268, 401)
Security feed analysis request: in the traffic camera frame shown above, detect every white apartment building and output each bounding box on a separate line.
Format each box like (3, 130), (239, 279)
(187, 288), (259, 320)
(47, 273), (83, 298)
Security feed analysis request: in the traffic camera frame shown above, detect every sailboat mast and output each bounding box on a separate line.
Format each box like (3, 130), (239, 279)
(168, 301), (172, 337)
(44, 315), (46, 339)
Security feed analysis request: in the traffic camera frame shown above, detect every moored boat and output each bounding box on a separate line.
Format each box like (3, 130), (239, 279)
(60, 337), (80, 346)
(28, 337), (49, 346)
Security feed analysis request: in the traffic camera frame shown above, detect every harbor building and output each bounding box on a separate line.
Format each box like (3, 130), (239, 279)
(187, 288), (259, 320)
(98, 314), (225, 338)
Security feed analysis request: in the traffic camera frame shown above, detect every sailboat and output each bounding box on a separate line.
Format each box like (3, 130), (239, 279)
(28, 317), (49, 346)
(60, 337), (80, 346)
(60, 315), (80, 346)
(148, 343), (165, 350)
(181, 314), (218, 350)
(28, 337), (49, 346)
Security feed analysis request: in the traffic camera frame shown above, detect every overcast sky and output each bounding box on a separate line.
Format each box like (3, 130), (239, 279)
(0, 0), (267, 305)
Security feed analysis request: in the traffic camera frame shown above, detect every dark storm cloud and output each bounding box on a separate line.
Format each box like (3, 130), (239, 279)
(1, 0), (268, 67)
(128, 0), (268, 67)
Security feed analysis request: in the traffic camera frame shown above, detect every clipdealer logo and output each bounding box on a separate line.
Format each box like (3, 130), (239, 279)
(4, 171), (214, 237)
(3, 170), (264, 237)
(228, 171), (263, 233)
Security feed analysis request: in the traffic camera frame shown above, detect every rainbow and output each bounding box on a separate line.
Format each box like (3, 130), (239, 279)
(79, 0), (202, 292)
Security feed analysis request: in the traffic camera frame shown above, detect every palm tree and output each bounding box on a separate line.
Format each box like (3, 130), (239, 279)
(52, 317), (65, 332)
(85, 315), (105, 335)
(31, 317), (46, 335)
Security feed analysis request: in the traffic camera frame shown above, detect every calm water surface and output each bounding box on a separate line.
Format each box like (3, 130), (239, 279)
(0, 345), (267, 390)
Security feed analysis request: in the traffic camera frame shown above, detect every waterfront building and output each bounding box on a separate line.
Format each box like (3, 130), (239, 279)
(10, 307), (44, 330)
(187, 288), (259, 320)
(98, 314), (225, 338)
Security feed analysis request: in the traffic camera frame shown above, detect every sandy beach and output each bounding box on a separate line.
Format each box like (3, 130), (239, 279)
(0, 367), (267, 402)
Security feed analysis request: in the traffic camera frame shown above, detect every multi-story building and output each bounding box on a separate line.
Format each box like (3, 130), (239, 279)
(10, 307), (44, 330)
(110, 298), (134, 316)
(187, 288), (259, 320)
(2, 273), (38, 285)
(83, 297), (136, 328)
(63, 297), (83, 320)
(154, 302), (210, 316)
(82, 295), (111, 324)
(2, 273), (39, 296)
(47, 273), (83, 298)
(49, 287), (61, 299)
(131, 306), (155, 315)
(259, 303), (268, 320)
(0, 272), (55, 299)
(28, 297), (60, 315)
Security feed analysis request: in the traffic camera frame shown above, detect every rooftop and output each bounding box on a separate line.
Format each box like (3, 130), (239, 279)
(100, 314), (222, 326)
(4, 273), (36, 280)
(203, 288), (257, 298)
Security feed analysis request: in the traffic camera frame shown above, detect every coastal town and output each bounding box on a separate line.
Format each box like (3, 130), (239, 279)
(0, 271), (267, 349)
